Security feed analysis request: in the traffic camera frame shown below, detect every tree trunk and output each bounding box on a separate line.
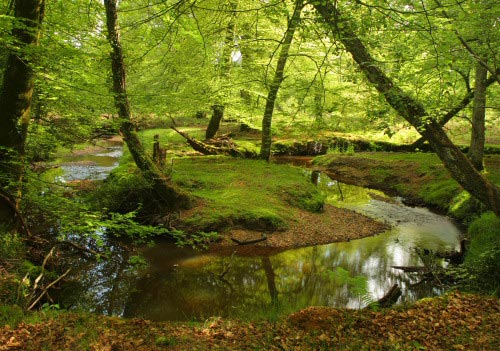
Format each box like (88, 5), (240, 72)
(313, 1), (500, 216)
(205, 104), (224, 140)
(260, 0), (304, 161)
(204, 1), (237, 140)
(410, 74), (495, 150)
(468, 62), (488, 171)
(0, 0), (45, 223)
(103, 0), (190, 210)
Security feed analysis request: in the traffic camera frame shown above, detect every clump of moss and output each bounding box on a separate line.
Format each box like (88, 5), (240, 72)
(171, 156), (325, 232)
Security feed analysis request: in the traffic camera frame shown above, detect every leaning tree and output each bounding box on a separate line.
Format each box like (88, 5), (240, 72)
(312, 0), (500, 216)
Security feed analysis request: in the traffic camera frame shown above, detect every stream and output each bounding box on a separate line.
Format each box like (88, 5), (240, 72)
(56, 148), (462, 321)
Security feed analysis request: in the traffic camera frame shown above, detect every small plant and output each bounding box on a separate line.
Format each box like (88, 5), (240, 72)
(171, 230), (219, 249)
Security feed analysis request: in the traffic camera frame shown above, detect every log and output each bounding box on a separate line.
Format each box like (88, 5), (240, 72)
(377, 284), (402, 308)
(171, 126), (243, 157)
(230, 235), (267, 245)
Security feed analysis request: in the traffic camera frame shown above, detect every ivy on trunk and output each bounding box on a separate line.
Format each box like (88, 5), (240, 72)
(0, 0), (45, 223)
(103, 0), (190, 210)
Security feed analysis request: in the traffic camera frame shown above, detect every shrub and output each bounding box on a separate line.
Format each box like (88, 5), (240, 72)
(464, 212), (500, 295)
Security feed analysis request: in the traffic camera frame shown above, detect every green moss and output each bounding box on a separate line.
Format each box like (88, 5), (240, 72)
(171, 156), (324, 232)
(420, 180), (461, 209)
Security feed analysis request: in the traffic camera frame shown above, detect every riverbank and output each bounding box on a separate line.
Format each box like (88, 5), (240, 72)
(204, 204), (388, 256)
(314, 152), (500, 221)
(2, 138), (500, 349)
(1, 292), (498, 350)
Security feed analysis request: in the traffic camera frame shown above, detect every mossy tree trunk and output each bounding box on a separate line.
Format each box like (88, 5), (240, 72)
(260, 0), (304, 161)
(313, 1), (500, 216)
(103, 0), (190, 210)
(0, 0), (45, 223)
(205, 104), (224, 140)
(468, 62), (488, 171)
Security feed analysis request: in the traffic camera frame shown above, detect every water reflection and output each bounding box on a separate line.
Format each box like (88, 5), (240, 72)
(59, 146), (123, 181)
(117, 212), (458, 321)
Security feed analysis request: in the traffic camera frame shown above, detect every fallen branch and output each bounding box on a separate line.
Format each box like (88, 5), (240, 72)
(377, 284), (402, 308)
(28, 268), (71, 311)
(57, 240), (107, 260)
(391, 265), (428, 273)
(0, 188), (32, 238)
(230, 235), (267, 245)
(171, 126), (243, 157)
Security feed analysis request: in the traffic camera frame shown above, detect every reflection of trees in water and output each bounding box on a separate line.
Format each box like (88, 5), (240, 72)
(57, 239), (136, 316)
(62, 222), (455, 320)
(262, 257), (278, 304)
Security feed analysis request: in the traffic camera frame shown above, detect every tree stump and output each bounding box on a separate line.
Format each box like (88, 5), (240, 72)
(152, 134), (166, 166)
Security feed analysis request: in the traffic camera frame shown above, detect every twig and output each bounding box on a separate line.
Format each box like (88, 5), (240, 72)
(28, 268), (71, 311)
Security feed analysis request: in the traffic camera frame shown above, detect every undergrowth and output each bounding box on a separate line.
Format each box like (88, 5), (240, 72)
(463, 212), (500, 295)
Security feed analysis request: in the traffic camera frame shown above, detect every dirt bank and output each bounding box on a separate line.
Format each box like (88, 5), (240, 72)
(210, 204), (388, 256)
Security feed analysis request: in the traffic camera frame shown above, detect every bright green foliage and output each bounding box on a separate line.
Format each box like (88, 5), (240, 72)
(464, 212), (500, 295)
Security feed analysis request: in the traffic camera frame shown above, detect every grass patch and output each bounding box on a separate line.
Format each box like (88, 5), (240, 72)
(171, 156), (324, 232)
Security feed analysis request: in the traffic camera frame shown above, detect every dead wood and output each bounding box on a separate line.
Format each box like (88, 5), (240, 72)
(57, 240), (107, 260)
(171, 126), (243, 157)
(377, 284), (402, 308)
(27, 268), (71, 311)
(0, 188), (32, 238)
(230, 235), (268, 245)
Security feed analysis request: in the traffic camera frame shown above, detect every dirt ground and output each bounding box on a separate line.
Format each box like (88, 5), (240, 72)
(210, 204), (388, 256)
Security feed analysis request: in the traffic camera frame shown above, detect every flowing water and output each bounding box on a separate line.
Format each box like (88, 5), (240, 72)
(57, 145), (123, 182)
(58, 151), (462, 321)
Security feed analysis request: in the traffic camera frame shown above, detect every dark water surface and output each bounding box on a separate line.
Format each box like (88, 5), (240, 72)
(59, 152), (462, 321)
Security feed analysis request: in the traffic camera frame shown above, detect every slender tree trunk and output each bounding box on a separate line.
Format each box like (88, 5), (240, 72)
(468, 62), (488, 171)
(103, 0), (190, 210)
(313, 1), (500, 216)
(0, 0), (45, 224)
(410, 74), (495, 150)
(205, 1), (237, 139)
(260, 0), (304, 160)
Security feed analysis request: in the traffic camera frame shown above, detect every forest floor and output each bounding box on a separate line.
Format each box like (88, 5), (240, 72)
(1, 292), (499, 350)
